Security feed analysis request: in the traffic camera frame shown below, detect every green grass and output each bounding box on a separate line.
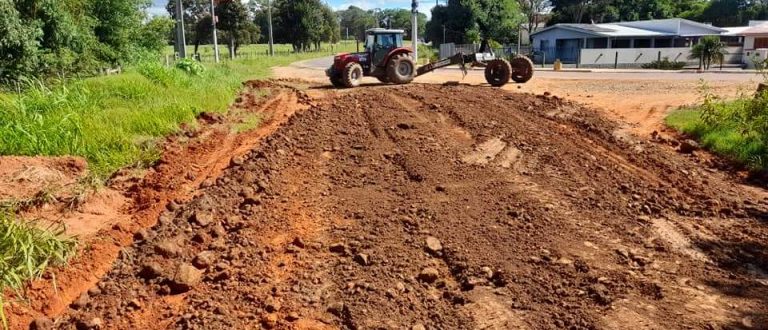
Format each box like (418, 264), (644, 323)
(0, 43), (355, 178)
(666, 104), (767, 170)
(0, 211), (77, 327)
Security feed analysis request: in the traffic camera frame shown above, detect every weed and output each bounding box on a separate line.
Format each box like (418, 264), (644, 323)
(0, 211), (76, 328)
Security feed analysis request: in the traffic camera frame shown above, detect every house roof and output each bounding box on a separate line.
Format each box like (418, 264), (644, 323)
(740, 24), (768, 35)
(532, 18), (726, 38)
(723, 26), (751, 36)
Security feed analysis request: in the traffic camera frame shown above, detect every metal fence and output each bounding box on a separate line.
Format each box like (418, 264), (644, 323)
(161, 45), (346, 66)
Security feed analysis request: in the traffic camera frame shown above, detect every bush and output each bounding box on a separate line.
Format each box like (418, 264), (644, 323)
(175, 58), (206, 76)
(642, 58), (686, 70)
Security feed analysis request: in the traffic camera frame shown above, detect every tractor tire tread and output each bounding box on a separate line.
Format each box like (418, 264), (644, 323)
(510, 56), (535, 83)
(387, 54), (416, 85)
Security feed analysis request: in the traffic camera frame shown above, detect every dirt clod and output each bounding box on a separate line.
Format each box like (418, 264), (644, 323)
(418, 268), (440, 283)
(169, 264), (203, 293)
(425, 236), (443, 254)
(29, 317), (53, 330)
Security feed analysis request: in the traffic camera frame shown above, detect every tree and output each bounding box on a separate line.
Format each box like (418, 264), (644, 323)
(273, 0), (333, 52)
(690, 36), (727, 70)
(380, 8), (427, 39)
(518, 0), (550, 42)
(339, 6), (376, 41)
(469, 0), (523, 44)
(0, 0), (41, 83)
(167, 0), (212, 55)
(217, 0), (253, 56)
(426, 0), (522, 45)
(139, 16), (175, 53)
(90, 0), (149, 63)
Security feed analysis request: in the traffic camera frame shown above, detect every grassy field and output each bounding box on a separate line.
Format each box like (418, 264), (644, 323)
(0, 43), (355, 178)
(666, 99), (767, 170)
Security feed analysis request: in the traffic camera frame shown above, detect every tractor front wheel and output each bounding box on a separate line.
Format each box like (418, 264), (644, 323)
(330, 74), (345, 88)
(484, 59), (512, 87)
(342, 62), (364, 88)
(510, 56), (534, 83)
(387, 54), (415, 85)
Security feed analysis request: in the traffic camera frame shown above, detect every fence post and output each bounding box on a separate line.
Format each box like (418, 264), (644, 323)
(576, 48), (581, 68)
(542, 52), (546, 68)
(614, 51), (618, 69)
(658, 51), (661, 62)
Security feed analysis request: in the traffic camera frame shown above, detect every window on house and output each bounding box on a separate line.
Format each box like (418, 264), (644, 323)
(633, 39), (651, 48)
(586, 38), (608, 49)
(654, 38), (672, 48)
(720, 36), (742, 47)
(612, 39), (631, 48)
(755, 38), (768, 49)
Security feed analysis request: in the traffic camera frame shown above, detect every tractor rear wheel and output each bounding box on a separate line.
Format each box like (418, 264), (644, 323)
(484, 59), (512, 87)
(342, 62), (364, 88)
(387, 54), (415, 85)
(510, 56), (534, 83)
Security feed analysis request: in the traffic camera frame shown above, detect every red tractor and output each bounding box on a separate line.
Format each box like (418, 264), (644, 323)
(327, 28), (534, 88)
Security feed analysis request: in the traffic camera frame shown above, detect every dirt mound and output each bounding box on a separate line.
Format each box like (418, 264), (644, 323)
(46, 83), (768, 329)
(0, 156), (87, 202)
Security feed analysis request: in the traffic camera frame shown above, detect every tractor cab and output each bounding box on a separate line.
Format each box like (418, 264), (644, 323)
(364, 28), (406, 66)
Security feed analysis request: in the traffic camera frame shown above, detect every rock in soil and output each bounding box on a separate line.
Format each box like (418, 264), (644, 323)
(169, 264), (203, 293)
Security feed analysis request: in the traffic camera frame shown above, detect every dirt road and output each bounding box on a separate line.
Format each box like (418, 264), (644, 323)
(39, 81), (768, 330)
(278, 58), (758, 136)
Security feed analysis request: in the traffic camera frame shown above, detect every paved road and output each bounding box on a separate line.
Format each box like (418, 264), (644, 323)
(298, 56), (761, 82)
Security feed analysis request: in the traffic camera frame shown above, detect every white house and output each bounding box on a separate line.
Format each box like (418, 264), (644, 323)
(530, 18), (741, 67)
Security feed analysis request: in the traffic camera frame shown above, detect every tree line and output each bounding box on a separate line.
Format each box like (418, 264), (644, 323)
(1, 0), (172, 84)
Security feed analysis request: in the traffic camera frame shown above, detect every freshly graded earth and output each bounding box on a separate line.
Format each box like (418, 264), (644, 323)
(42, 82), (767, 329)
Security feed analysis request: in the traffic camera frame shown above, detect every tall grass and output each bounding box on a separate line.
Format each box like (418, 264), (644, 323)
(0, 211), (76, 327)
(666, 98), (767, 170)
(0, 44), (354, 178)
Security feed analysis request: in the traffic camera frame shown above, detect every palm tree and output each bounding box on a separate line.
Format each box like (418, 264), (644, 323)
(689, 36), (727, 70)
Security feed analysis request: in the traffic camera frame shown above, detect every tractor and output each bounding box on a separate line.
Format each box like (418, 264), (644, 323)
(327, 28), (535, 88)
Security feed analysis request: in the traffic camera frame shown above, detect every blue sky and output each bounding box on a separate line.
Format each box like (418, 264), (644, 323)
(149, 0), (437, 17)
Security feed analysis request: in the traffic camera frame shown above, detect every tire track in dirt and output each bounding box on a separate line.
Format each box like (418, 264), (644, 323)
(47, 83), (768, 330)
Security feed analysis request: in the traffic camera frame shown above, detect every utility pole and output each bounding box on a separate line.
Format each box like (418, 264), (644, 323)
(412, 0), (418, 62)
(210, 0), (220, 63)
(517, 24), (522, 55)
(267, 0), (274, 56)
(443, 25), (446, 45)
(175, 0), (187, 58)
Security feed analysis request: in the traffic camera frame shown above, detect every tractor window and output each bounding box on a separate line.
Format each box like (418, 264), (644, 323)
(377, 34), (395, 49)
(365, 34), (375, 50)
